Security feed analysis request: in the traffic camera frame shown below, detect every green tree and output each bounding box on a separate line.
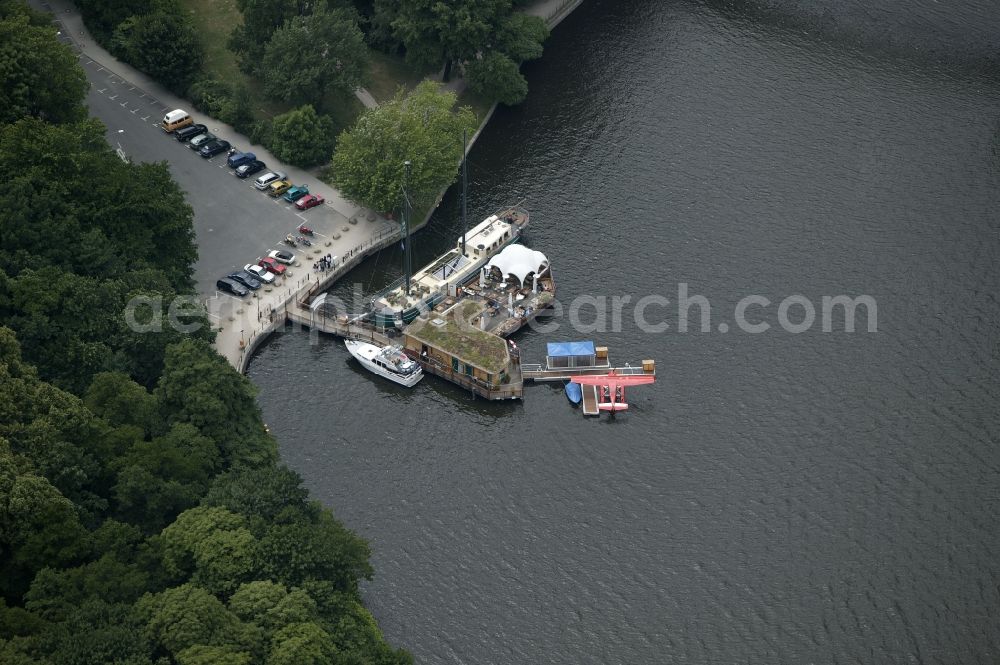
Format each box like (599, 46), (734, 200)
(229, 0), (300, 76)
(378, 0), (509, 79)
(203, 464), (316, 529)
(25, 556), (150, 621)
(161, 507), (256, 596)
(0, 14), (87, 125)
(0, 444), (88, 595)
(331, 81), (477, 213)
(84, 373), (160, 436)
(260, 7), (367, 108)
(494, 13), (548, 63)
(464, 51), (528, 105)
(176, 644), (252, 665)
(256, 510), (371, 591)
(266, 622), (336, 665)
(114, 423), (221, 533)
(0, 117), (198, 292)
(74, 0), (160, 41)
(112, 12), (204, 93)
(268, 105), (337, 168)
(136, 583), (243, 656)
(33, 598), (154, 665)
(155, 340), (276, 469)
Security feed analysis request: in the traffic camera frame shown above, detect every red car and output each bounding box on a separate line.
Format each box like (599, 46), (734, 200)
(295, 194), (325, 210)
(258, 257), (287, 275)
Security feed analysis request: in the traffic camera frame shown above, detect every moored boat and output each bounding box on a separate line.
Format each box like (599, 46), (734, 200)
(565, 381), (582, 404)
(370, 206), (530, 327)
(345, 339), (423, 387)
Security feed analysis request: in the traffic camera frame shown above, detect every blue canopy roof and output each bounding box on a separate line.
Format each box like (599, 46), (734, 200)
(546, 341), (596, 357)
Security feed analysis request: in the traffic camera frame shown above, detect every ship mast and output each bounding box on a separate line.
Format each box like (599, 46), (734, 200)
(402, 160), (412, 296)
(461, 129), (468, 255)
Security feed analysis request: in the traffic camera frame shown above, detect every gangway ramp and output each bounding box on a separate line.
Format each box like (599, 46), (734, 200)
(581, 384), (599, 415)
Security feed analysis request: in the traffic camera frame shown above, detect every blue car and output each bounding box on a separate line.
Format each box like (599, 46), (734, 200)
(227, 151), (257, 169)
(283, 185), (310, 202)
(227, 270), (261, 290)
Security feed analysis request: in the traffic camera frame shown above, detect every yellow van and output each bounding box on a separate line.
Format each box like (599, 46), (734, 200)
(161, 109), (193, 133)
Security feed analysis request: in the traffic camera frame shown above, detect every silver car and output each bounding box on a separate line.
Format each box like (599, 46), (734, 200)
(188, 132), (215, 149)
(254, 171), (286, 191)
(244, 264), (276, 284)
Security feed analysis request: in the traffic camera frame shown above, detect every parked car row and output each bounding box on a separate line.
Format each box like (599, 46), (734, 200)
(160, 111), (309, 298)
(215, 252), (297, 298)
(162, 109), (329, 213)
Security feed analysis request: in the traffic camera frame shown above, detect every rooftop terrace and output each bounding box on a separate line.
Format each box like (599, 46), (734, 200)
(405, 300), (510, 374)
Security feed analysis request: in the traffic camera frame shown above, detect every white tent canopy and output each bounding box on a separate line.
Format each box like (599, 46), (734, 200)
(485, 244), (549, 286)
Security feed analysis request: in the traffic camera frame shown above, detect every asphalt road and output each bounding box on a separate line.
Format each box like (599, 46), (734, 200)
(76, 55), (351, 296)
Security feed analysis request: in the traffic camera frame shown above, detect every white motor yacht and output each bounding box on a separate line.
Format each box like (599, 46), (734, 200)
(345, 340), (423, 387)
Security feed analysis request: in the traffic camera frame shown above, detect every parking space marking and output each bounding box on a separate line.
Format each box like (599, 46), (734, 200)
(128, 86), (135, 91)
(97, 88), (106, 94)
(108, 94), (117, 100)
(97, 67), (104, 72)
(120, 102), (127, 107)
(141, 115), (149, 121)
(131, 108), (138, 114)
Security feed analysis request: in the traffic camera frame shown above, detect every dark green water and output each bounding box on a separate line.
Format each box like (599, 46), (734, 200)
(249, 1), (1000, 661)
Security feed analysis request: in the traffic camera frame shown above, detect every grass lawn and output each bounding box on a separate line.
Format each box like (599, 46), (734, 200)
(407, 300), (509, 373)
(177, 0), (364, 136)
(177, 0), (243, 84)
(366, 50), (434, 103)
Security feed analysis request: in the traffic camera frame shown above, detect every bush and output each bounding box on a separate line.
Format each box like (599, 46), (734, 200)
(267, 106), (337, 168)
(249, 119), (273, 148)
(111, 11), (203, 93)
(186, 78), (255, 136)
(187, 76), (233, 120)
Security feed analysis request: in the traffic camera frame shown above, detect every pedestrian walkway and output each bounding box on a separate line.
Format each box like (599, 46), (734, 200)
(522, 0), (585, 28)
(354, 87), (379, 109)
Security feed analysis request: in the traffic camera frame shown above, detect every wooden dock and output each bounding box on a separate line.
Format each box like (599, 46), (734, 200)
(285, 308), (393, 346)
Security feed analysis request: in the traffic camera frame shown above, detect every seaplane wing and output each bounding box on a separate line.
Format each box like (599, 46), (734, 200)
(570, 374), (655, 387)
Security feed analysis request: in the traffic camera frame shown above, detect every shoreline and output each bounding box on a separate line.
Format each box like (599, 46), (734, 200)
(243, 0), (586, 371)
(410, 0), (584, 232)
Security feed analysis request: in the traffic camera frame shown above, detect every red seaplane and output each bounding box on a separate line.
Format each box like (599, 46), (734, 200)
(571, 369), (655, 414)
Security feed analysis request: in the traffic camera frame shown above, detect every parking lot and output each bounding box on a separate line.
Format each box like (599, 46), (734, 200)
(76, 53), (393, 300)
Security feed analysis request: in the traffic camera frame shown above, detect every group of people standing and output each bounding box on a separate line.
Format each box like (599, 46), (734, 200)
(313, 254), (335, 273)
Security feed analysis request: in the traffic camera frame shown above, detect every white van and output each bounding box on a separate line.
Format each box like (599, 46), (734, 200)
(161, 109), (193, 133)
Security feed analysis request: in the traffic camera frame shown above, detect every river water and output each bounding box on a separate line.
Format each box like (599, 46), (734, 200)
(247, 0), (1000, 662)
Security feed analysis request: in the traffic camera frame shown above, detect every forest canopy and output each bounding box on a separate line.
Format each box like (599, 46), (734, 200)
(0, 2), (409, 663)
